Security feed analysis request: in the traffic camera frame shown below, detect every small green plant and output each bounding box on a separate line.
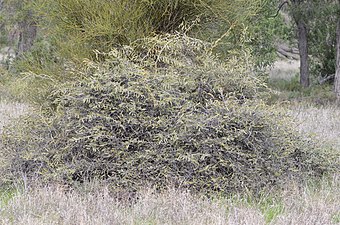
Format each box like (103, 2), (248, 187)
(268, 73), (337, 105)
(221, 190), (285, 224)
(0, 186), (18, 208)
(332, 212), (340, 224)
(259, 197), (284, 224)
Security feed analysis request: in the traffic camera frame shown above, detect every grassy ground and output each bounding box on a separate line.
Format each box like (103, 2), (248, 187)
(0, 60), (339, 224)
(289, 104), (340, 149)
(0, 175), (339, 225)
(268, 59), (300, 81)
(0, 101), (30, 134)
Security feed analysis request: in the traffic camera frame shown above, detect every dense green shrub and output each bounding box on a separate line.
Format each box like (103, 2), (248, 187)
(3, 0), (281, 88)
(308, 3), (338, 81)
(29, 0), (265, 60)
(1, 34), (328, 195)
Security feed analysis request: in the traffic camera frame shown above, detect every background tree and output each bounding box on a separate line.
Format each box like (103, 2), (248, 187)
(290, 0), (312, 88)
(0, 0), (37, 56)
(280, 0), (338, 87)
(308, 1), (337, 84)
(16, 8), (36, 56)
(335, 0), (340, 101)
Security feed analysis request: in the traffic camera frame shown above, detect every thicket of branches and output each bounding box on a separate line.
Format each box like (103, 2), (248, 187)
(1, 34), (329, 195)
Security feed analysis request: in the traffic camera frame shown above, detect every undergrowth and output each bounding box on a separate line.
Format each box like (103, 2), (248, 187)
(268, 75), (337, 105)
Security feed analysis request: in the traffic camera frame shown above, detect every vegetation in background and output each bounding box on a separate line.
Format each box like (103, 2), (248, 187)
(0, 0), (37, 54)
(308, 2), (338, 82)
(29, 0), (264, 60)
(279, 0), (340, 98)
(334, 0), (340, 102)
(2, 0), (287, 77)
(0, 0), (287, 106)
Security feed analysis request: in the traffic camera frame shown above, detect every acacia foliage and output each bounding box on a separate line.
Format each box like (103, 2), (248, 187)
(1, 34), (327, 194)
(2, 0), (283, 86)
(28, 0), (264, 60)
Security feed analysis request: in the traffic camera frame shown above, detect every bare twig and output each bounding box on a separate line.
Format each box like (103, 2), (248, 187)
(318, 74), (335, 84)
(271, 1), (289, 18)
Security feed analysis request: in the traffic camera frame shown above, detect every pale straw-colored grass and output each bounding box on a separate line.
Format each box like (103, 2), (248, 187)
(0, 101), (30, 134)
(288, 103), (340, 152)
(268, 59), (299, 81)
(274, 174), (340, 225)
(0, 175), (339, 225)
(0, 186), (264, 225)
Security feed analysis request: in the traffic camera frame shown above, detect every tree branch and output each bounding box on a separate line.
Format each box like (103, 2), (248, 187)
(318, 74), (335, 85)
(271, 1), (289, 18)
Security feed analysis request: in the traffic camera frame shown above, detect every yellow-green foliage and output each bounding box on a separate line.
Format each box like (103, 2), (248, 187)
(1, 34), (328, 195)
(30, 0), (264, 60)
(8, 0), (269, 97)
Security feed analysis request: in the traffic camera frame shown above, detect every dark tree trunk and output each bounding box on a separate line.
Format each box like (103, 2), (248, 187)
(291, 0), (310, 88)
(335, 10), (340, 101)
(0, 0), (5, 37)
(297, 19), (310, 88)
(16, 11), (37, 56)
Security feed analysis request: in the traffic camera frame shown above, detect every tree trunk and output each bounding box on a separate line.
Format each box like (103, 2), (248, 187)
(334, 14), (340, 101)
(16, 11), (37, 56)
(297, 19), (310, 88)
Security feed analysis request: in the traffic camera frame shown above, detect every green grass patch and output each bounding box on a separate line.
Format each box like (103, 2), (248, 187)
(332, 211), (340, 224)
(259, 197), (284, 224)
(0, 186), (18, 208)
(268, 75), (336, 105)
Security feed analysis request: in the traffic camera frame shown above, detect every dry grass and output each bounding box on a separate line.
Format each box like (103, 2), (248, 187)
(268, 59), (299, 81)
(288, 103), (340, 152)
(0, 101), (30, 135)
(274, 175), (340, 225)
(0, 186), (263, 225)
(0, 175), (339, 225)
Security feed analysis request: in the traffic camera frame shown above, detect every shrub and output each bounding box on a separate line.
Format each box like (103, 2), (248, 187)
(1, 34), (328, 195)
(29, 0), (264, 60)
